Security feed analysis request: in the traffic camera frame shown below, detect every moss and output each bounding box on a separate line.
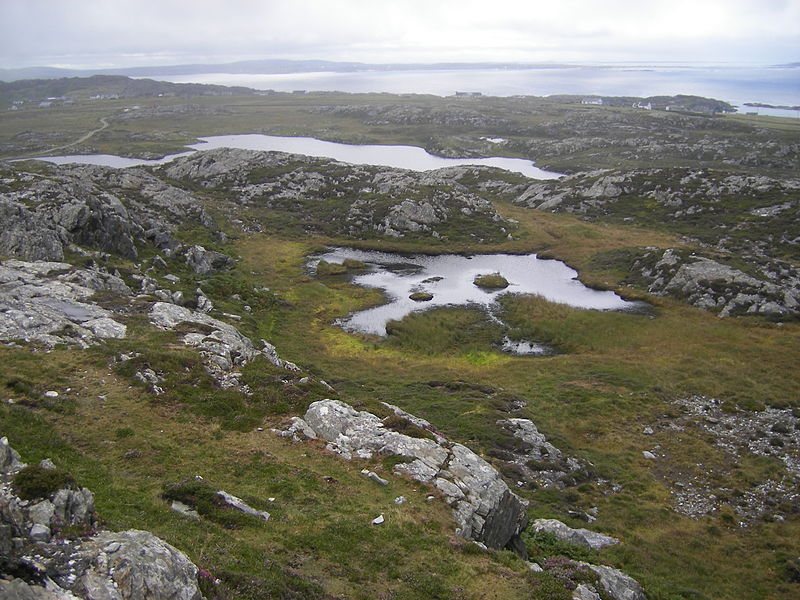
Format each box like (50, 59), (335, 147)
(13, 464), (76, 500)
(315, 259), (348, 276)
(409, 292), (434, 302)
(473, 273), (509, 289)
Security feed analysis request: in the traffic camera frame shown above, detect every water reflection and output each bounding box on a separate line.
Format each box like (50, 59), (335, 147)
(22, 134), (561, 179)
(311, 248), (644, 343)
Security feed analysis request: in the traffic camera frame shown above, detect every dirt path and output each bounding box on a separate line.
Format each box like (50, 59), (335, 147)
(23, 116), (110, 157)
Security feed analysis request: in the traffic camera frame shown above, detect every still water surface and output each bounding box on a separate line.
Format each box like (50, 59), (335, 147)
(28, 134), (561, 179)
(312, 248), (643, 338)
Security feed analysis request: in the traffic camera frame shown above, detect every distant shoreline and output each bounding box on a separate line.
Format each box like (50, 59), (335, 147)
(744, 102), (800, 111)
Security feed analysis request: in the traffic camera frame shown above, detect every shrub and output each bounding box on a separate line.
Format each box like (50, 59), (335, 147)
(382, 414), (436, 440)
(162, 478), (267, 529)
(13, 464), (76, 500)
(524, 529), (595, 563)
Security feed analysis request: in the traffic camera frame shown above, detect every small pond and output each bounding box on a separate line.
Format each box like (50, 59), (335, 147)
(311, 248), (646, 352)
(24, 134), (562, 179)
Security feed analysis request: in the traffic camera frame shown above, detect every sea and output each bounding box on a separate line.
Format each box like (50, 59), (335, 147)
(140, 64), (800, 118)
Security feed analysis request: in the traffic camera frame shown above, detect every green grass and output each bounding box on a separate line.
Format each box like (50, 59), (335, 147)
(0, 91), (798, 598)
(473, 273), (510, 289)
(12, 464), (77, 500)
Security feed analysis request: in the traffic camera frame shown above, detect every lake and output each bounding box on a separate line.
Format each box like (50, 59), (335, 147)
(144, 65), (800, 117)
(27, 134), (562, 179)
(311, 248), (645, 341)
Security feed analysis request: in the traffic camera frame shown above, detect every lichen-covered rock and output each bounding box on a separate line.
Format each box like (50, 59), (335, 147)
(531, 518), (619, 550)
(0, 436), (26, 473)
(297, 399), (529, 553)
(0, 260), (128, 347)
(0, 438), (204, 600)
(0, 198), (66, 261)
(635, 248), (799, 318)
(149, 302), (299, 388)
(183, 244), (234, 275)
(581, 563), (645, 600)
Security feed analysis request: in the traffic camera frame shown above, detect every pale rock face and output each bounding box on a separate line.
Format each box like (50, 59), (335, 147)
(531, 518), (619, 551)
(0, 260), (128, 347)
(184, 244), (234, 275)
(299, 399), (529, 553)
(580, 563), (646, 600)
(0, 438), (204, 600)
(0, 436), (27, 473)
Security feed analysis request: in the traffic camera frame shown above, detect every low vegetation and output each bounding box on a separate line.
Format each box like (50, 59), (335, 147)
(0, 82), (798, 600)
(473, 272), (510, 289)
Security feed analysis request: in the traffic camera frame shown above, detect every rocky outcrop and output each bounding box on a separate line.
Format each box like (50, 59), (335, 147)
(184, 245), (234, 275)
(494, 418), (587, 489)
(635, 248), (799, 317)
(289, 399), (529, 554)
(580, 563), (645, 600)
(0, 260), (128, 347)
(149, 302), (298, 389)
(531, 518), (619, 551)
(1, 162), (220, 264)
(162, 148), (512, 243)
(0, 438), (203, 600)
(0, 198), (66, 261)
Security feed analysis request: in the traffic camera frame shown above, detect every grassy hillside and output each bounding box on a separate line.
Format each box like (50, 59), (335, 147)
(1, 82), (798, 599)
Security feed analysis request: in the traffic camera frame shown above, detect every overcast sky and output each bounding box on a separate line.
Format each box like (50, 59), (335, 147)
(1, 0), (798, 69)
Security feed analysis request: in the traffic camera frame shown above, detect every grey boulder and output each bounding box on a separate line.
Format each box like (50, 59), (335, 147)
(531, 518), (619, 551)
(299, 399), (529, 553)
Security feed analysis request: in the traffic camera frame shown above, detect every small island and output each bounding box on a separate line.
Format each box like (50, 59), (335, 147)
(316, 258), (366, 276)
(409, 292), (434, 302)
(473, 273), (509, 289)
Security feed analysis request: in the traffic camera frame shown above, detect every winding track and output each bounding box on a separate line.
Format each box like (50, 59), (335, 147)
(18, 116), (110, 158)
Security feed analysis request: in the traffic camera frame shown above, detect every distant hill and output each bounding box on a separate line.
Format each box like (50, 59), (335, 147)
(0, 75), (256, 103)
(0, 59), (571, 82)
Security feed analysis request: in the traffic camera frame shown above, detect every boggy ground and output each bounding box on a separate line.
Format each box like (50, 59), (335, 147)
(0, 84), (799, 599)
(1, 202), (798, 599)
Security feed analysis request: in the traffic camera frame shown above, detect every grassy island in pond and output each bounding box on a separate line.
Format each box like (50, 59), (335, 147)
(473, 273), (510, 289)
(409, 292), (434, 302)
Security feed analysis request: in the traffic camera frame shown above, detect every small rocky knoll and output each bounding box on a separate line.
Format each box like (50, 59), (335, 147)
(0, 260), (128, 347)
(161, 148), (513, 243)
(634, 248), (799, 318)
(644, 396), (799, 524)
(149, 301), (299, 390)
(281, 398), (530, 555)
(0, 437), (204, 600)
(511, 168), (800, 317)
(494, 418), (589, 490)
(0, 162), (223, 265)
